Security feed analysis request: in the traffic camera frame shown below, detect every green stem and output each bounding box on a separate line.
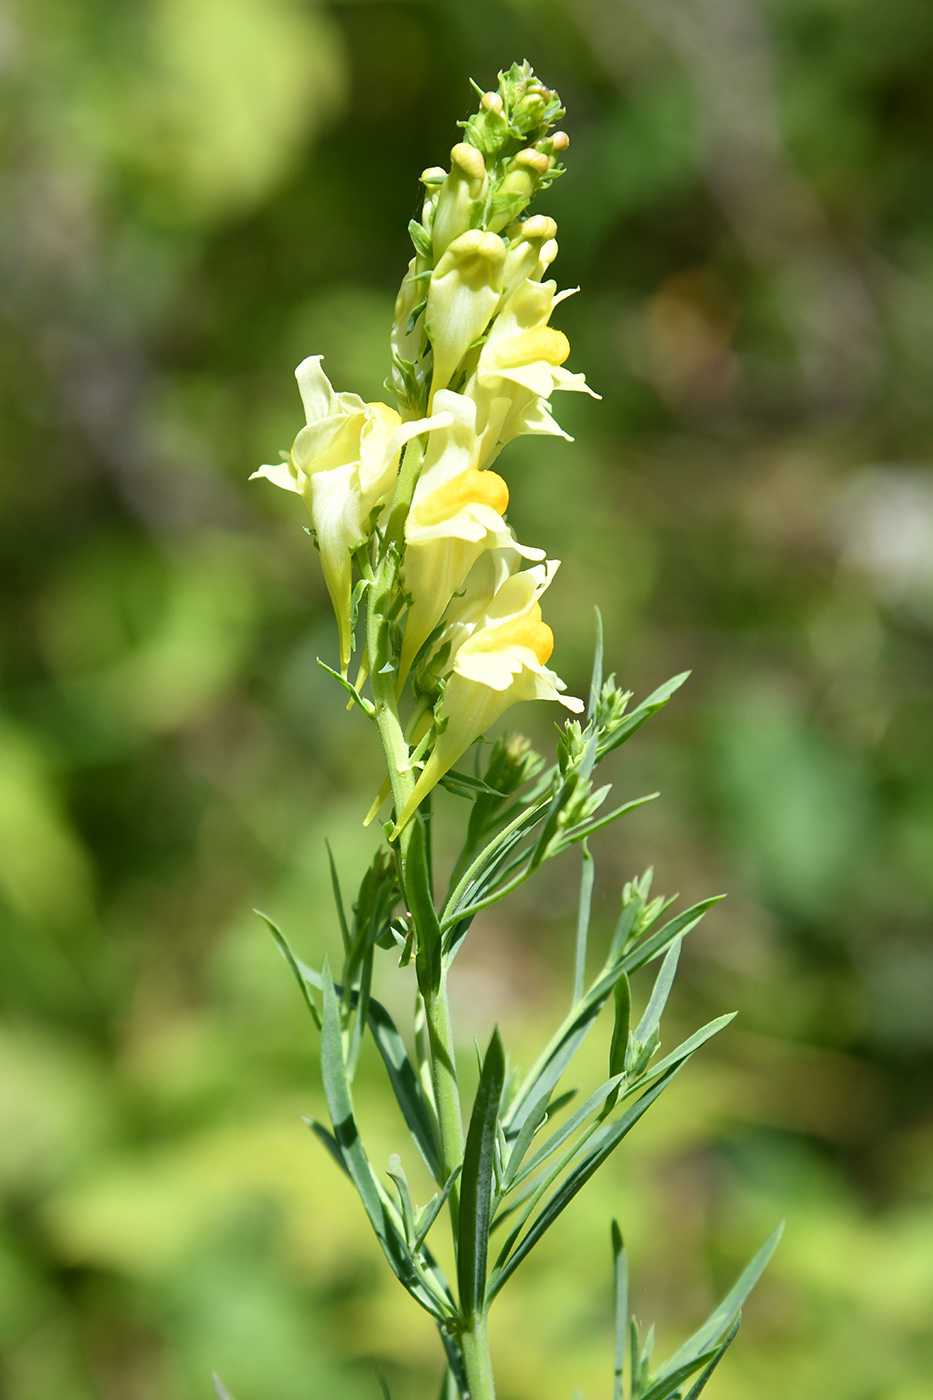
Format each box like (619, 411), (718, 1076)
(460, 1316), (496, 1400)
(424, 974), (464, 1231)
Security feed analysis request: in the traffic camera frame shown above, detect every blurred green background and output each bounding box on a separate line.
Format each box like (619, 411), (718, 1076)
(2, 0), (932, 1396)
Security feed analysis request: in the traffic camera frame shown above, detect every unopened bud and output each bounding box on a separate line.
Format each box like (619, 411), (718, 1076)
(420, 167), (447, 188)
(481, 91), (503, 114)
(515, 148), (550, 176)
(432, 143), (489, 260)
(503, 215), (560, 290)
(550, 130), (570, 152)
(426, 229), (506, 396)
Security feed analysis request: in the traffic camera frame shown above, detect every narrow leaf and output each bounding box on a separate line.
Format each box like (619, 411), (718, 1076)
(588, 607), (604, 720)
(414, 1164), (462, 1251)
(597, 672), (689, 759)
(510, 1075), (625, 1188)
(324, 841), (351, 953)
(376, 1369), (393, 1400)
(320, 964), (446, 1318)
(609, 973), (631, 1079)
(634, 937), (681, 1043)
(637, 1343), (727, 1400)
(489, 1066), (682, 1299)
(682, 1316), (741, 1399)
(213, 1375), (237, 1400)
(257, 910), (321, 1029)
(503, 1088), (552, 1188)
(611, 1221), (627, 1400)
(458, 1028), (506, 1319)
(366, 996), (442, 1183)
(630, 1013), (735, 1088)
(657, 1224), (783, 1380)
(306, 1118), (350, 1178)
(620, 897), (724, 975)
(572, 842), (595, 1006)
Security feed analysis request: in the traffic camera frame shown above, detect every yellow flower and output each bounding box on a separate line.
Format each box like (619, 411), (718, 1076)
(426, 230), (507, 401)
(393, 560), (582, 833)
(252, 356), (450, 670)
(400, 467), (543, 685)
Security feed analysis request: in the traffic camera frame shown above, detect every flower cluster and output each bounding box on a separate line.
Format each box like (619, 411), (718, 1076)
(255, 63), (598, 831)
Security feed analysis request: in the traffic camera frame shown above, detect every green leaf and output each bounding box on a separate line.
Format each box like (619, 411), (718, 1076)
(458, 1028), (506, 1320)
(634, 937), (681, 1044)
(597, 673), (689, 760)
(325, 841), (351, 954)
(682, 1316), (741, 1399)
(620, 897), (724, 975)
(320, 964), (449, 1319)
(502, 1088), (552, 1189)
(409, 218), (433, 259)
(366, 996), (443, 1183)
(508, 1074), (625, 1190)
(637, 1344), (727, 1400)
(489, 1067), (682, 1298)
(629, 1014), (735, 1089)
(405, 817), (443, 995)
(572, 842), (595, 1005)
(611, 1221), (627, 1400)
(414, 1164), (463, 1251)
(213, 1374), (237, 1400)
(609, 973), (631, 1078)
(306, 1118), (350, 1178)
(588, 607), (604, 721)
(316, 656), (375, 716)
(653, 1225), (783, 1384)
(257, 910), (321, 1029)
(439, 769), (507, 800)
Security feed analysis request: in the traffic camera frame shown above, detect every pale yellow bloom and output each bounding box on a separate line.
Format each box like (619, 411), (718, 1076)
(394, 559), (582, 832)
(400, 468), (543, 684)
(426, 230), (506, 400)
(252, 356), (450, 670)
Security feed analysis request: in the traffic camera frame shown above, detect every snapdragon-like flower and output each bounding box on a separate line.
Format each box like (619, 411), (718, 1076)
(394, 559), (583, 833)
(253, 356), (450, 670)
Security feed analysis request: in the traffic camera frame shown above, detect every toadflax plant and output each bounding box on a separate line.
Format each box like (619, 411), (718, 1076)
(241, 62), (780, 1400)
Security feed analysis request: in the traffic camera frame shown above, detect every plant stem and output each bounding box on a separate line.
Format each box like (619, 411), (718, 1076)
(424, 973), (464, 1230)
(460, 1316), (496, 1400)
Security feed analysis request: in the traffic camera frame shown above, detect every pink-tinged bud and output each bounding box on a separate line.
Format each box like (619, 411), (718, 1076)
(550, 130), (570, 152)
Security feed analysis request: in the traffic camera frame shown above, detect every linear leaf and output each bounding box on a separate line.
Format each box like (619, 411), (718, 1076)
(588, 607), (605, 720)
(306, 1118), (350, 1178)
(366, 996), (442, 1183)
(324, 841), (351, 953)
(503, 1088), (552, 1189)
(634, 937), (681, 1043)
(320, 964), (447, 1318)
(212, 1375), (237, 1400)
(458, 1028), (505, 1320)
(681, 1316), (741, 1399)
(656, 1225), (783, 1381)
(637, 1343), (726, 1400)
(257, 910), (321, 1028)
(573, 842), (595, 1005)
(597, 673), (689, 760)
(612, 1221), (627, 1400)
(510, 1075), (624, 1188)
(489, 1067), (682, 1299)
(414, 1164), (462, 1251)
(609, 974), (631, 1078)
(630, 1014), (735, 1088)
(620, 897), (724, 975)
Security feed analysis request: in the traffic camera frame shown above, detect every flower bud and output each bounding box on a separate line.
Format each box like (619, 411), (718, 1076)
(431, 143), (489, 259)
(426, 230), (506, 398)
(488, 150), (551, 233)
(503, 215), (559, 292)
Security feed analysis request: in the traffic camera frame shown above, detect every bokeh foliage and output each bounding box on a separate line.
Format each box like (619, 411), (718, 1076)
(1, 1), (932, 1397)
